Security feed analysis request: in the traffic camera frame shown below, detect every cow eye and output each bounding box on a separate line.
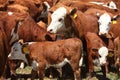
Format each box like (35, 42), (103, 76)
(99, 55), (101, 58)
(58, 18), (63, 22)
(13, 47), (18, 51)
(98, 22), (101, 25)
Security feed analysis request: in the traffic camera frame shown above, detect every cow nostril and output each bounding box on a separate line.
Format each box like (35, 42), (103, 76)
(50, 29), (53, 32)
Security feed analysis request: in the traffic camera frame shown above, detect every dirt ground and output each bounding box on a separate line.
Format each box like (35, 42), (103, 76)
(6, 65), (120, 80)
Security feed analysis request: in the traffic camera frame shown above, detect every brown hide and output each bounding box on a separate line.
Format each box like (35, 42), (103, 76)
(84, 32), (106, 76)
(108, 17), (120, 39)
(114, 37), (120, 76)
(0, 11), (56, 77)
(48, 5), (99, 39)
(0, 21), (9, 79)
(0, 11), (56, 43)
(7, 0), (42, 18)
(62, 0), (119, 14)
(25, 38), (83, 80)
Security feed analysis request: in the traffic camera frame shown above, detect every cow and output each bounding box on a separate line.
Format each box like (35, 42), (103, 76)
(114, 36), (120, 76)
(8, 38), (83, 80)
(47, 6), (98, 39)
(61, 0), (119, 14)
(0, 11), (57, 78)
(97, 12), (120, 38)
(6, 0), (60, 22)
(84, 32), (114, 79)
(89, 1), (118, 11)
(0, 11), (57, 45)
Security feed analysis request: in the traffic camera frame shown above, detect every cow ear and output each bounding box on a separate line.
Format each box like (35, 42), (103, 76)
(108, 49), (114, 57)
(111, 15), (120, 24)
(42, 2), (50, 11)
(69, 8), (77, 19)
(106, 32), (114, 38)
(22, 43), (29, 54)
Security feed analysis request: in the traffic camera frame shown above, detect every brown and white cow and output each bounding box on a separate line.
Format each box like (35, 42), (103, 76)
(84, 32), (114, 78)
(8, 38), (83, 80)
(0, 11), (57, 78)
(96, 12), (120, 38)
(47, 6), (98, 39)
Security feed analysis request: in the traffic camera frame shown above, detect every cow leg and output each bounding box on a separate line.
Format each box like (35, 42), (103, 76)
(38, 68), (45, 80)
(101, 65), (106, 78)
(31, 69), (38, 80)
(74, 67), (81, 80)
(88, 55), (94, 78)
(38, 62), (46, 80)
(105, 60), (109, 73)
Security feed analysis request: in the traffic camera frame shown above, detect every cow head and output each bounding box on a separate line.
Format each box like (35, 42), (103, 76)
(92, 46), (108, 66)
(92, 46), (114, 66)
(98, 13), (119, 37)
(47, 6), (77, 34)
(98, 46), (108, 65)
(47, 7), (67, 34)
(8, 40), (29, 64)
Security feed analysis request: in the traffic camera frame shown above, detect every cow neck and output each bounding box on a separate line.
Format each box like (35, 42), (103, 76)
(70, 11), (84, 38)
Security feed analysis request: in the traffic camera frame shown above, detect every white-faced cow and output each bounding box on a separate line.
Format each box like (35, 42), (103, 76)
(84, 32), (114, 79)
(47, 6), (98, 39)
(97, 12), (120, 38)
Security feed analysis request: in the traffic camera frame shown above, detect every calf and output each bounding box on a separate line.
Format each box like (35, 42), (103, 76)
(8, 38), (83, 80)
(84, 32), (113, 78)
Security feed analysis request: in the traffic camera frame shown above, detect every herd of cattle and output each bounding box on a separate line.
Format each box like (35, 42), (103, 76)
(0, 0), (120, 80)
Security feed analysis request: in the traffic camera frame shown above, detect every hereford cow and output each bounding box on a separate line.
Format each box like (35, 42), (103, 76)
(114, 36), (120, 76)
(47, 6), (98, 39)
(0, 11), (57, 78)
(8, 38), (83, 80)
(84, 32), (114, 79)
(97, 12), (120, 38)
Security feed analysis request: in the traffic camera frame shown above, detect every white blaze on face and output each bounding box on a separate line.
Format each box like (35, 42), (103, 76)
(8, 42), (28, 64)
(98, 13), (111, 35)
(98, 46), (108, 65)
(47, 7), (67, 33)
